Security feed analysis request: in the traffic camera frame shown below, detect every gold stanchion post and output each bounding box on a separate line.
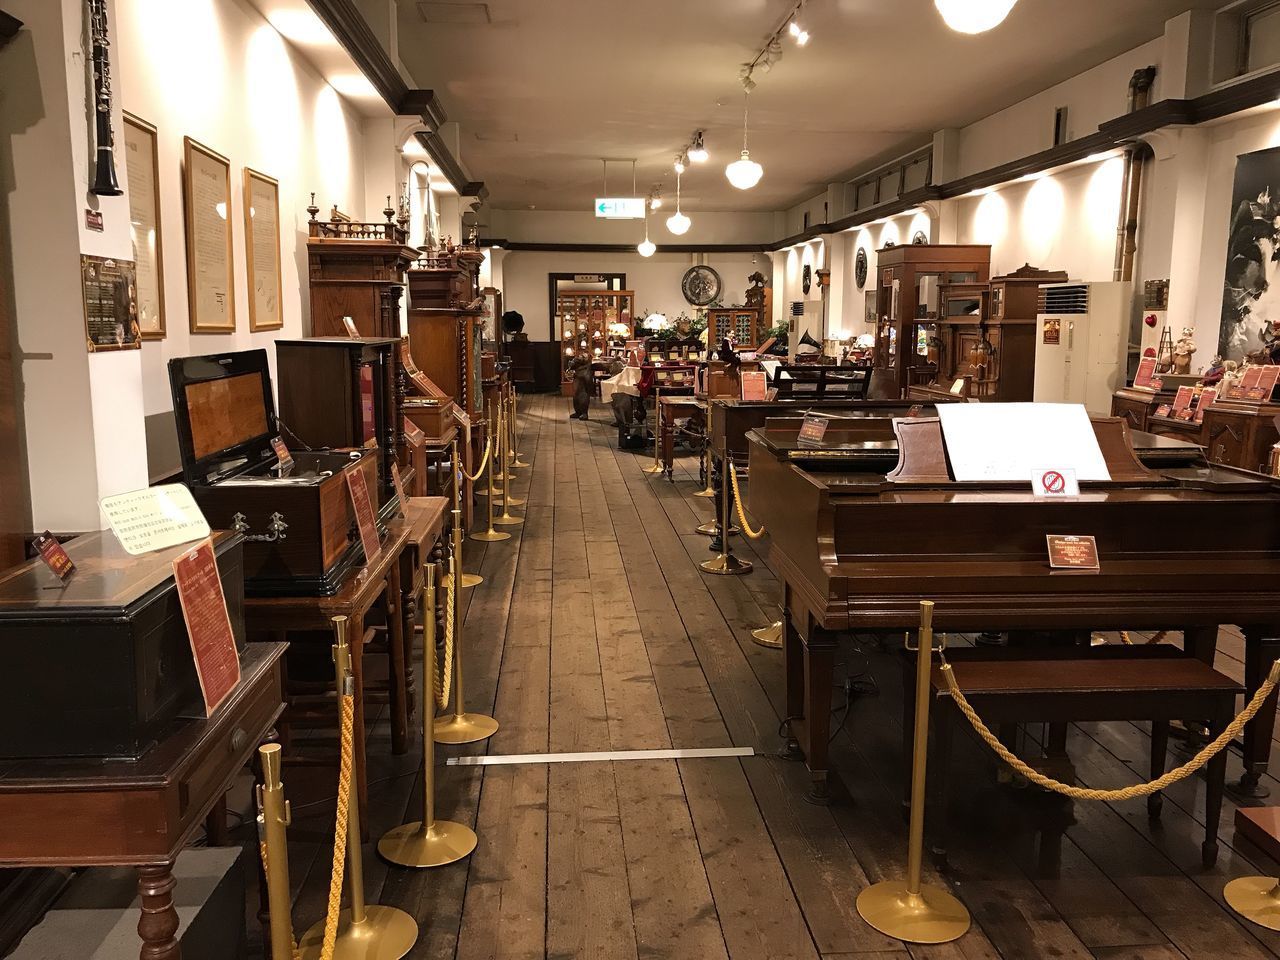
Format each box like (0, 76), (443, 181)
(446, 440), (482, 588)
(493, 404), (524, 526)
(433, 554), (500, 744)
(694, 399), (716, 498)
(496, 400), (525, 507)
(300, 617), (418, 960)
(508, 392), (528, 469)
(379, 564), (478, 867)
(471, 416), (510, 543)
(1226, 877), (1280, 931)
(257, 743), (295, 960)
(856, 601), (970, 945)
(700, 457), (751, 575)
(644, 384), (665, 475)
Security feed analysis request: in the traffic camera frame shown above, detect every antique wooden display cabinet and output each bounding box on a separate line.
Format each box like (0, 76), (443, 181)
(305, 206), (418, 338)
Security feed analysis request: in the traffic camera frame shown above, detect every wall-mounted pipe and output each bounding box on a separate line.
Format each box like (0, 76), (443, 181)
(1114, 66), (1157, 282)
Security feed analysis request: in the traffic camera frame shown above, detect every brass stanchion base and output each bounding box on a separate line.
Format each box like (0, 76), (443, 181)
(443, 572), (484, 589)
(494, 470), (515, 481)
(471, 529), (511, 542)
(697, 521), (739, 537)
(693, 485), (716, 498)
(700, 553), (753, 576)
(856, 881), (971, 945)
(378, 820), (478, 868)
(751, 621), (783, 648)
(497, 493), (526, 506)
(1225, 877), (1280, 930)
(299, 905), (419, 960)
(434, 712), (499, 744)
(511, 458), (529, 469)
(493, 514), (524, 527)
(642, 463), (664, 475)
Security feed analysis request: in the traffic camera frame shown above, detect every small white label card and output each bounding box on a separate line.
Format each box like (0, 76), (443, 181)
(101, 484), (211, 556)
(1031, 466), (1079, 497)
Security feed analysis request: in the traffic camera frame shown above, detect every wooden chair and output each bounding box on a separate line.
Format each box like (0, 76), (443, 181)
(904, 646), (1241, 867)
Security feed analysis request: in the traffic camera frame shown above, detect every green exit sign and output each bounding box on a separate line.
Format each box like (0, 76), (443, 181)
(595, 197), (644, 219)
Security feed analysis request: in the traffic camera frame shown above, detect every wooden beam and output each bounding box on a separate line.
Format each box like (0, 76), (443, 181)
(478, 240), (770, 254)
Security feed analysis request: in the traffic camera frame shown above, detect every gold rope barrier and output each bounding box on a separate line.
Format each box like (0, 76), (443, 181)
(942, 656), (1280, 802)
(460, 438), (492, 484)
(1118, 630), (1169, 645)
(433, 561), (456, 711)
(728, 462), (766, 541)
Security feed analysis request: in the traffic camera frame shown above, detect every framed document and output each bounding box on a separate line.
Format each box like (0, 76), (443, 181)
(182, 137), (235, 333)
(123, 113), (165, 339)
(243, 168), (282, 331)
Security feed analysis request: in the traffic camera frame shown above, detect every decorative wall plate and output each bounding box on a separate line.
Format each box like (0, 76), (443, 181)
(802, 264), (812, 295)
(682, 265), (722, 306)
(912, 230), (928, 245)
(855, 248), (868, 289)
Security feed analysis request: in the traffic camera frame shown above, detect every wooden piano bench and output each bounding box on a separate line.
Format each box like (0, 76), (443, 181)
(922, 650), (1242, 868)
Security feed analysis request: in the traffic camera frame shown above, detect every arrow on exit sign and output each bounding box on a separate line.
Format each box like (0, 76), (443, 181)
(595, 197), (644, 219)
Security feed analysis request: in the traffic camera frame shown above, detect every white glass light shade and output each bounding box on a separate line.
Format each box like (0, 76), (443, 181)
(934, 0), (1017, 34)
(666, 210), (691, 235)
(638, 238), (656, 257)
(726, 151), (764, 190)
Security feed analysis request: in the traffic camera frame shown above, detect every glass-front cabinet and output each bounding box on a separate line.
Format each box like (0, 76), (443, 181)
(873, 245), (992, 397)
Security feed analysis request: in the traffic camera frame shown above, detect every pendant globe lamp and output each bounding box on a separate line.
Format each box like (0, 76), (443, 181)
(934, 0), (1017, 34)
(666, 167), (691, 236)
(638, 212), (656, 257)
(725, 90), (763, 191)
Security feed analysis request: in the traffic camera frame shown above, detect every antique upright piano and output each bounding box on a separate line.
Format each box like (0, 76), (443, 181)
(747, 413), (1280, 800)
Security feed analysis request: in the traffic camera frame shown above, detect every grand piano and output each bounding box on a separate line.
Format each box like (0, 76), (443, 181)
(747, 412), (1280, 801)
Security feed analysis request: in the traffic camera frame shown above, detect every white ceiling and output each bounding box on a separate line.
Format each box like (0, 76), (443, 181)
(393, 0), (1218, 213)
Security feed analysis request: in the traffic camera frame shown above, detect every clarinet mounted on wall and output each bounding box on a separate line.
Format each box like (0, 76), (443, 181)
(87, 0), (123, 196)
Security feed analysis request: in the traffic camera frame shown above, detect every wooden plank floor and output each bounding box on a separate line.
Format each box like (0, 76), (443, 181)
(234, 392), (1280, 960)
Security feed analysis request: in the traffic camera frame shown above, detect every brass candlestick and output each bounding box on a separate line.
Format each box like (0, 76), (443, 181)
(493, 405), (524, 526)
(856, 601), (970, 944)
(446, 440), (482, 588)
(257, 744), (295, 960)
(700, 458), (751, 575)
(433, 554), (500, 744)
(644, 385), (665, 475)
(694, 400), (716, 498)
(300, 618), (419, 959)
(379, 564), (478, 867)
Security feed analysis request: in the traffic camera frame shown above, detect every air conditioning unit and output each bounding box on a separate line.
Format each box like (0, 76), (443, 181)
(1034, 281), (1131, 414)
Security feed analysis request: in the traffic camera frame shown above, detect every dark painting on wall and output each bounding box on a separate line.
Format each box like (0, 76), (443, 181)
(1219, 144), (1280, 363)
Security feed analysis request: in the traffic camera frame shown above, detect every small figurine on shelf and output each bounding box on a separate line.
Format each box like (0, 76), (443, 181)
(1221, 359), (1242, 393)
(1201, 355), (1226, 386)
(1172, 326), (1197, 374)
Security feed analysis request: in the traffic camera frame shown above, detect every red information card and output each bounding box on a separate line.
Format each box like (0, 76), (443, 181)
(1133, 357), (1158, 389)
(172, 538), (241, 716)
(346, 468), (381, 564)
(798, 414), (829, 444)
(32, 531), (75, 581)
(740, 371), (767, 402)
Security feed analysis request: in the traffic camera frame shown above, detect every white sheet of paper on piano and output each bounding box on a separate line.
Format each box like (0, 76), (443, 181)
(936, 403), (1111, 482)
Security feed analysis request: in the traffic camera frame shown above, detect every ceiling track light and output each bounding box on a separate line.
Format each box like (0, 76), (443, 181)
(688, 131), (708, 163)
(674, 152), (686, 175)
(649, 185), (663, 210)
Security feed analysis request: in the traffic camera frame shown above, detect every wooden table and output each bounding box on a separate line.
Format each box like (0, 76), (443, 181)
(659, 395), (706, 480)
(0, 642), (286, 960)
(244, 500), (448, 830)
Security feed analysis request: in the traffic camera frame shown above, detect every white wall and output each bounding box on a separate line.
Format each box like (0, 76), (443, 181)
(500, 250), (769, 342)
(116, 0), (369, 425)
(487, 208), (775, 246)
(954, 156), (1125, 280)
(955, 39), (1163, 179)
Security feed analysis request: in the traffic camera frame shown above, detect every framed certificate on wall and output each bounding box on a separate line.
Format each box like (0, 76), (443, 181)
(182, 137), (235, 333)
(243, 168), (282, 331)
(123, 113), (165, 339)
